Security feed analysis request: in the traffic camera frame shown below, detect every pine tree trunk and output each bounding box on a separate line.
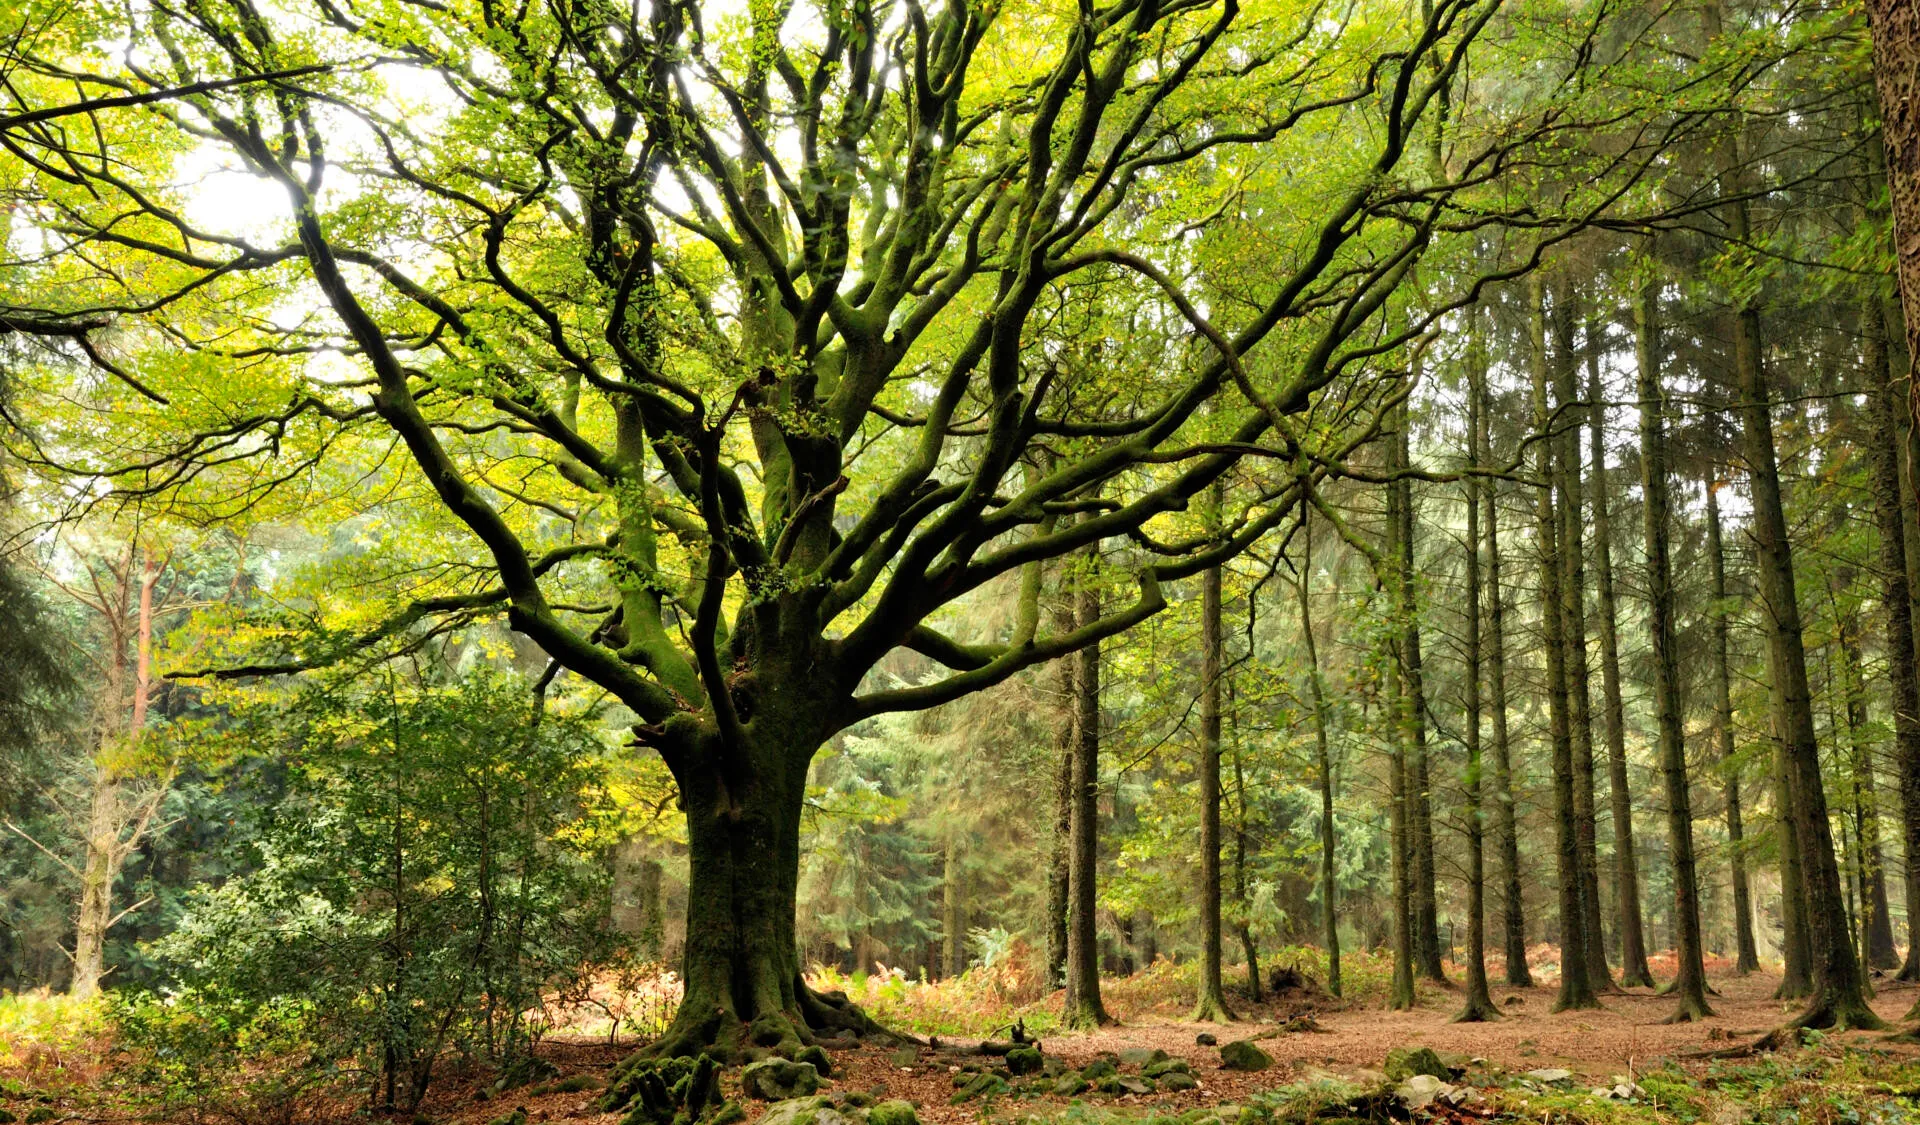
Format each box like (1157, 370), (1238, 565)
(1551, 302), (1611, 991)
(1731, 283), (1882, 1029)
(1063, 557), (1112, 1027)
(1531, 274), (1597, 1010)
(1384, 463), (1416, 1011)
(1706, 481), (1762, 975)
(1774, 730), (1814, 999)
(1457, 319), (1498, 1022)
(1395, 410), (1445, 983)
(1191, 523), (1235, 1022)
(943, 837), (965, 978)
(1631, 280), (1712, 1022)
(1836, 600), (1899, 970)
(1862, 294), (1920, 984)
(1481, 374), (1532, 988)
(1587, 342), (1652, 988)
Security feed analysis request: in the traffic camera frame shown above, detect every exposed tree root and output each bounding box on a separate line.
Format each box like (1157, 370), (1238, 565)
(639, 979), (914, 1064)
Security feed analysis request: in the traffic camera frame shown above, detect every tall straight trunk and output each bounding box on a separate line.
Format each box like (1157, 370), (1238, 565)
(1191, 517), (1235, 1022)
(1836, 599), (1899, 970)
(1707, 482), (1762, 974)
(71, 549), (162, 1000)
(1551, 303), (1611, 990)
(1631, 280), (1712, 1022)
(1046, 592), (1075, 990)
(1297, 513), (1342, 998)
(1530, 274), (1598, 1010)
(1384, 467), (1417, 1011)
(1730, 266), (1882, 1029)
(1395, 410), (1445, 983)
(1482, 376), (1532, 988)
(1861, 316), (1920, 988)
(1587, 340), (1653, 988)
(1230, 697), (1265, 1002)
(943, 837), (965, 977)
(1063, 554), (1112, 1027)
(1774, 729), (1814, 999)
(1457, 320), (1498, 1022)
(1861, 293), (1920, 985)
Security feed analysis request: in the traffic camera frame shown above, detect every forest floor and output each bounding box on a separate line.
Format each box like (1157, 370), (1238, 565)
(11, 968), (1920, 1124)
(413, 969), (1920, 1125)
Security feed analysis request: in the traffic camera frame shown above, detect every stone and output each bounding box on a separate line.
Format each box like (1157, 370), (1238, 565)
(947, 1073), (1009, 1105)
(1524, 1068), (1574, 1086)
(1143, 1058), (1191, 1078)
(1115, 1076), (1154, 1095)
(1119, 1047), (1169, 1067)
(742, 1059), (822, 1101)
(1394, 1075), (1455, 1110)
(796, 1045), (834, 1078)
(1005, 1046), (1044, 1075)
(1158, 1072), (1199, 1092)
(1383, 1047), (1449, 1082)
(1081, 1058), (1118, 1079)
(757, 1097), (852, 1125)
(1218, 1039), (1273, 1072)
(1052, 1072), (1090, 1097)
(866, 1100), (920, 1125)
(1195, 1032), (1219, 1046)
(888, 1048), (919, 1069)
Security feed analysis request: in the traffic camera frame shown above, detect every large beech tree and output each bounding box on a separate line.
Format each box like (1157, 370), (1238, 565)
(0, 0), (1703, 1057)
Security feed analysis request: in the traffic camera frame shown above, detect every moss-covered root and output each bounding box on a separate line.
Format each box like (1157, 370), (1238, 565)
(1660, 994), (1715, 1024)
(1789, 992), (1888, 1033)
(1451, 997), (1502, 1024)
(1189, 992), (1236, 1024)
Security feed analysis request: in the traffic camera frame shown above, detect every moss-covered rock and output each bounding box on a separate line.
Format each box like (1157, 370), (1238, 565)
(1158, 1072), (1199, 1092)
(948, 1073), (1010, 1105)
(1052, 1072), (1090, 1097)
(528, 1074), (601, 1096)
(865, 1100), (920, 1125)
(1383, 1047), (1449, 1082)
(796, 1045), (834, 1078)
(484, 1110), (528, 1125)
(1115, 1076), (1155, 1095)
(1218, 1040), (1273, 1072)
(1082, 1058), (1118, 1080)
(1144, 1058), (1191, 1079)
(1005, 1046), (1044, 1076)
(0, 1110), (18, 1124)
(742, 1059), (822, 1101)
(758, 1096), (855, 1125)
(1118, 1048), (1169, 1067)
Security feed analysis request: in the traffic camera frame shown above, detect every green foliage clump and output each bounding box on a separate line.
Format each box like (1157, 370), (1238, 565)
(124, 671), (617, 1114)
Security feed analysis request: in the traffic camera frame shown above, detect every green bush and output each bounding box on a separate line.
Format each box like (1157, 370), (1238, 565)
(124, 671), (617, 1113)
